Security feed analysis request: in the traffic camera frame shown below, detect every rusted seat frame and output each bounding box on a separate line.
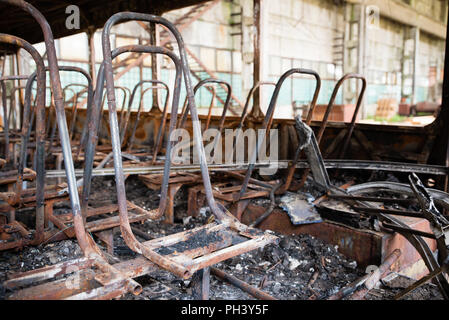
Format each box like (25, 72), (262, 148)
(72, 85), (130, 163)
(0, 84), (29, 169)
(0, 81), (37, 188)
(200, 84), (217, 132)
(208, 81), (279, 209)
(139, 79), (231, 223)
(95, 12), (276, 280)
(0, 57), (100, 249)
(167, 78), (232, 179)
(123, 79), (170, 155)
(186, 70), (320, 223)
(237, 68), (322, 200)
(231, 81), (276, 156)
(296, 73), (366, 188)
(172, 78), (232, 165)
(1, 1), (276, 300)
(84, 40), (188, 276)
(1, 0), (142, 297)
(45, 66), (94, 155)
(21, 67), (137, 245)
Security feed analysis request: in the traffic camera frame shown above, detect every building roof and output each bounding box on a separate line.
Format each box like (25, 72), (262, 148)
(0, 0), (210, 45)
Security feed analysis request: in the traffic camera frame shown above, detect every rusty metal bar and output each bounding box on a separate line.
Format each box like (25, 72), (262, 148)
(95, 85), (129, 146)
(297, 73), (366, 189)
(349, 249), (401, 300)
(210, 267), (277, 300)
(328, 249), (401, 300)
(120, 80), (166, 140)
(8, 83), (27, 133)
(100, 39), (192, 276)
(24, 66), (93, 157)
(175, 78), (232, 160)
(125, 79), (169, 152)
(81, 45), (181, 223)
(62, 83), (90, 140)
(130, 84), (171, 162)
(249, 183), (281, 227)
(315, 73), (366, 147)
(280, 70), (321, 192)
(238, 68), (321, 200)
(327, 194), (416, 204)
(394, 261), (448, 300)
(45, 159), (449, 178)
(353, 206), (425, 219)
(204, 85), (216, 131)
(381, 222), (437, 239)
(102, 12), (230, 229)
(179, 78), (232, 135)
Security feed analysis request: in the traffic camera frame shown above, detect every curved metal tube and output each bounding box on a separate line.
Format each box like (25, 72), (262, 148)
(43, 86), (54, 138)
(12, 1), (86, 247)
(237, 81), (276, 127)
(63, 83), (89, 140)
(347, 181), (449, 209)
(203, 85), (216, 131)
(238, 68), (321, 199)
(175, 78), (232, 162)
(124, 79), (169, 152)
(97, 85), (129, 144)
(130, 84), (170, 156)
(100, 43), (186, 276)
(59, 87), (77, 144)
(9, 84), (27, 132)
(232, 81), (276, 158)
(116, 85), (132, 132)
(121, 80), (167, 140)
(179, 78), (231, 135)
(315, 73), (366, 156)
(32, 67), (93, 155)
(151, 85), (171, 164)
(197, 78), (231, 136)
(279, 70), (321, 192)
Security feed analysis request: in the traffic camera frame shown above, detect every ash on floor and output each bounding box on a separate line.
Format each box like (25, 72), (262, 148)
(0, 217), (444, 300)
(117, 228), (364, 300)
(0, 176), (445, 300)
(0, 240), (83, 284)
